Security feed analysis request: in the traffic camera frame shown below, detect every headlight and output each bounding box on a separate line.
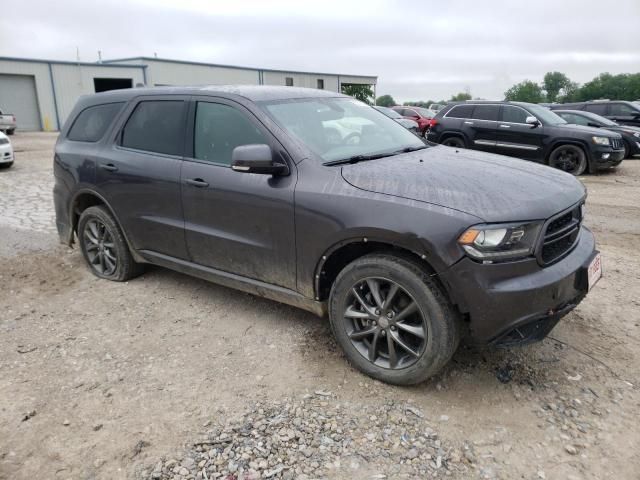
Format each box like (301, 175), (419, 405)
(592, 136), (611, 146)
(458, 222), (543, 262)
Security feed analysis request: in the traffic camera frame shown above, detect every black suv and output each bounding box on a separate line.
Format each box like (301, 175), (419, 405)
(54, 87), (601, 385)
(554, 109), (640, 159)
(427, 101), (625, 176)
(549, 100), (640, 127)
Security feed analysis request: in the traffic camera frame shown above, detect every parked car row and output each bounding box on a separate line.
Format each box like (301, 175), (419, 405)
(549, 100), (640, 127)
(426, 101), (626, 176)
(390, 106), (436, 137)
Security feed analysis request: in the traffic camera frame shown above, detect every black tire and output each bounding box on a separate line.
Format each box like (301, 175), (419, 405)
(6, 129), (15, 135)
(623, 140), (630, 159)
(441, 136), (465, 148)
(78, 205), (143, 281)
(548, 144), (587, 176)
(328, 254), (460, 385)
(0, 162), (13, 169)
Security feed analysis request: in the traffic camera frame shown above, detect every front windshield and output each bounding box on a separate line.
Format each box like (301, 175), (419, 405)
(261, 97), (425, 162)
(526, 104), (567, 125)
(414, 107), (435, 118)
(580, 111), (618, 126)
(376, 106), (403, 119)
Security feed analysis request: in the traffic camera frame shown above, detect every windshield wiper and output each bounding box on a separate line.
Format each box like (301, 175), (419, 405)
(323, 145), (428, 166)
(323, 152), (394, 166)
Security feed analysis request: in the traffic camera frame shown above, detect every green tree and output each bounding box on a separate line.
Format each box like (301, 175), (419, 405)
(574, 73), (640, 101)
(375, 94), (396, 107)
(504, 80), (545, 103)
(543, 71), (572, 103)
(450, 92), (472, 101)
(341, 84), (374, 104)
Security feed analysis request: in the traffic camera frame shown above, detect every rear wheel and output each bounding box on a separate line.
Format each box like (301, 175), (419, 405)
(328, 254), (460, 385)
(623, 140), (630, 159)
(6, 129), (15, 135)
(548, 144), (587, 176)
(78, 206), (143, 281)
(441, 136), (465, 148)
(0, 162), (13, 169)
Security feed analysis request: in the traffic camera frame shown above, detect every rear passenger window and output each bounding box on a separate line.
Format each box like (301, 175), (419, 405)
(472, 105), (499, 121)
(121, 101), (185, 156)
(584, 103), (607, 115)
(68, 102), (124, 142)
(501, 106), (529, 124)
(446, 105), (474, 119)
(194, 102), (267, 165)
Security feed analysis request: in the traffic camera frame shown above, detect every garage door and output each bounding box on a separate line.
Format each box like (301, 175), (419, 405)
(0, 74), (41, 131)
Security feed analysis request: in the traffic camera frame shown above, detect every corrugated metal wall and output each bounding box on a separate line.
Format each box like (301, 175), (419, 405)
(50, 64), (144, 126)
(0, 56), (377, 131)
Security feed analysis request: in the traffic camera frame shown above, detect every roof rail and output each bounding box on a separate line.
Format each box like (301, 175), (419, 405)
(591, 99), (610, 102)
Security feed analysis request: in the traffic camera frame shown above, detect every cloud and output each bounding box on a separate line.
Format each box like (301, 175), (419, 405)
(1, 0), (639, 101)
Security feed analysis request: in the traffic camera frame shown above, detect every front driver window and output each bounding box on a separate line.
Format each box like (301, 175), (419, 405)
(194, 102), (267, 165)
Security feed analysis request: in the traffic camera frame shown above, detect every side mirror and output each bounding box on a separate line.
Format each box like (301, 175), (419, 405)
(231, 144), (289, 176)
(526, 116), (540, 128)
(587, 122), (601, 128)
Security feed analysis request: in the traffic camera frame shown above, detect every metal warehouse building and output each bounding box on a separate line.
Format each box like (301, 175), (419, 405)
(0, 56), (377, 132)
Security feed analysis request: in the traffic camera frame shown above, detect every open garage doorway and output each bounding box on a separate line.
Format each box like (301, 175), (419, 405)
(93, 78), (133, 93)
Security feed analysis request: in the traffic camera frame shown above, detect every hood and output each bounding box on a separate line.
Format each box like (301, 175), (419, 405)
(341, 146), (586, 223)
(557, 123), (621, 138)
(605, 125), (640, 135)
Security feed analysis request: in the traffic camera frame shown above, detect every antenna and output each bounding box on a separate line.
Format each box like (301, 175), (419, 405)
(154, 52), (158, 58)
(76, 46), (80, 62)
(98, 50), (102, 63)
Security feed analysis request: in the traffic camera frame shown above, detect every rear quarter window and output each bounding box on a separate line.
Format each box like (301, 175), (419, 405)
(585, 103), (608, 115)
(445, 104), (474, 119)
(67, 102), (124, 142)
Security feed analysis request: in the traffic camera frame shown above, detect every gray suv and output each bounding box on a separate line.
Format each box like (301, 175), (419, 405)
(54, 86), (602, 385)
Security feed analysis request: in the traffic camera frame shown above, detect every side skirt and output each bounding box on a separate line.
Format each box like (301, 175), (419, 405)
(139, 250), (327, 317)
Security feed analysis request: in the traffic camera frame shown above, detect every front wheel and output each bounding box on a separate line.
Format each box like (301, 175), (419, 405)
(328, 254), (460, 385)
(548, 144), (587, 176)
(6, 129), (15, 135)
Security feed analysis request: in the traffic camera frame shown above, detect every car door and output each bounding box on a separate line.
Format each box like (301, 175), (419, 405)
(608, 102), (640, 127)
(180, 97), (297, 289)
(494, 105), (545, 160)
(96, 96), (189, 259)
(467, 104), (499, 153)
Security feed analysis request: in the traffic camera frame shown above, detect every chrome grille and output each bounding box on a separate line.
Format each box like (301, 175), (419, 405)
(611, 138), (623, 150)
(539, 205), (582, 265)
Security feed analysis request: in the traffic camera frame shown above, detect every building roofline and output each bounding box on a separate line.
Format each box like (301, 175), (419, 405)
(0, 56), (147, 69)
(103, 56), (377, 80)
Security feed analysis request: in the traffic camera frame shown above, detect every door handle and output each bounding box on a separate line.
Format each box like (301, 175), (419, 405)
(499, 124), (511, 128)
(464, 121), (474, 125)
(100, 163), (118, 172)
(185, 178), (209, 188)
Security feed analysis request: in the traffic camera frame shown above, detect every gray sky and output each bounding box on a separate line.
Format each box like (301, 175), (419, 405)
(2, 0), (639, 102)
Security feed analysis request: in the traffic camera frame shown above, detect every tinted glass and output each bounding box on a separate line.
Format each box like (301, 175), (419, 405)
(525, 104), (566, 125)
(501, 105), (529, 124)
(585, 103), (607, 115)
(610, 103), (638, 115)
(121, 101), (185, 155)
(403, 109), (418, 117)
(414, 107), (435, 118)
(560, 113), (589, 126)
(472, 105), (499, 121)
(194, 102), (267, 165)
(261, 97), (425, 162)
(446, 104), (474, 119)
(68, 102), (124, 142)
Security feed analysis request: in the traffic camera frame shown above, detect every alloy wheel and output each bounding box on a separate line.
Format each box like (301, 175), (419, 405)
(343, 277), (428, 369)
(83, 219), (118, 276)
(551, 147), (582, 174)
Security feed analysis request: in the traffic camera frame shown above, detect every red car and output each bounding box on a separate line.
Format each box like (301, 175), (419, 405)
(391, 106), (436, 136)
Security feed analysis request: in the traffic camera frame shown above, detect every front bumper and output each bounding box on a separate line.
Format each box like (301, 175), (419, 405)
(439, 226), (597, 345)
(590, 145), (625, 168)
(0, 145), (13, 163)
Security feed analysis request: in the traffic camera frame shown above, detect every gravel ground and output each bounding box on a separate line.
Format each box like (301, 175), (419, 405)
(1, 133), (639, 480)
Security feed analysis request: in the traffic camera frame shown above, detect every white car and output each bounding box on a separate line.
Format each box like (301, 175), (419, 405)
(0, 131), (14, 168)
